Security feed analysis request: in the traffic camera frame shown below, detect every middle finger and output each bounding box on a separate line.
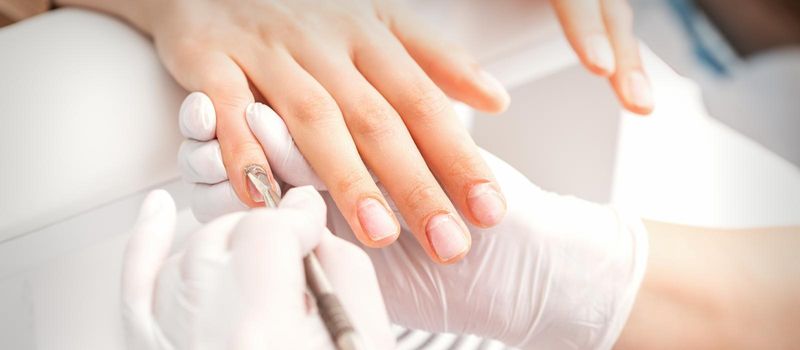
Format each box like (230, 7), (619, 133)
(354, 29), (508, 231)
(236, 47), (400, 248)
(294, 45), (470, 263)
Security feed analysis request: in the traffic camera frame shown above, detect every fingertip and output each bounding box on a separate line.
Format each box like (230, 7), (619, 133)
(245, 102), (327, 189)
(179, 92), (216, 141)
(122, 189), (176, 311)
(425, 213), (471, 264)
(191, 182), (248, 223)
(136, 189), (175, 224)
(582, 34), (616, 77)
(618, 70), (654, 115)
(245, 102), (280, 130)
(356, 230), (399, 249)
(466, 181), (507, 228)
(355, 197), (400, 248)
(235, 209), (323, 256)
(279, 186), (327, 224)
(472, 70), (511, 114)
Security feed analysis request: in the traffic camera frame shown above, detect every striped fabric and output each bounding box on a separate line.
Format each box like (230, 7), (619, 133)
(393, 326), (515, 350)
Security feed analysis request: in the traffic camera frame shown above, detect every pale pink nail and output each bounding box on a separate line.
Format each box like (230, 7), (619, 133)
(467, 182), (506, 226)
(625, 71), (653, 110)
(357, 198), (398, 242)
(427, 214), (469, 261)
(477, 70), (510, 104)
(584, 34), (616, 75)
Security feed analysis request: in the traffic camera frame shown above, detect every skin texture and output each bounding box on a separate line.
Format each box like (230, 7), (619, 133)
(616, 221), (800, 349)
(54, 0), (652, 263)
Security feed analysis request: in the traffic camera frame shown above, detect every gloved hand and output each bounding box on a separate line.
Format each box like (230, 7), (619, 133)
(121, 187), (395, 350)
(179, 98), (650, 349)
(178, 92), (482, 264)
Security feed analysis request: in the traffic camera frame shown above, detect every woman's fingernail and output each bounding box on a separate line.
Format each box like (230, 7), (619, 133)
(427, 213), (469, 262)
(247, 178), (265, 203)
(625, 71), (653, 110)
(357, 198), (398, 242)
(467, 182), (506, 226)
(584, 34), (616, 75)
(477, 70), (510, 102)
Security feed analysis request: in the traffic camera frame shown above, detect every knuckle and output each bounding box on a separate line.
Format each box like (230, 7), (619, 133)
(332, 168), (374, 197)
(406, 85), (451, 121)
(224, 140), (264, 160)
(401, 181), (442, 212)
(443, 150), (485, 180)
(205, 91), (250, 115)
(292, 92), (341, 125)
(347, 100), (398, 138)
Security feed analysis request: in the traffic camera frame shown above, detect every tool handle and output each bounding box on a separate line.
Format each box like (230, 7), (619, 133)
(317, 293), (355, 339)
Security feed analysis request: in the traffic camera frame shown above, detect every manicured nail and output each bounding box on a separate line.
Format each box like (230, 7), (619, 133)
(477, 70), (510, 103)
(584, 34), (615, 75)
(467, 182), (506, 226)
(179, 92), (215, 141)
(246, 178), (265, 203)
(426, 213), (469, 261)
(357, 198), (398, 242)
(625, 71), (653, 110)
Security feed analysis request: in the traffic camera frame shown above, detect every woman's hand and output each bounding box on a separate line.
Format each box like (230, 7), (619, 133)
(550, 0), (654, 114)
(178, 93), (505, 262)
(178, 104), (650, 348)
(121, 187), (395, 349)
(61, 0), (511, 263)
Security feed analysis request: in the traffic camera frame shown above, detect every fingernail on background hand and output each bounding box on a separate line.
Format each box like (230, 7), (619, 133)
(624, 71), (653, 110)
(477, 70), (510, 104)
(584, 34), (616, 75)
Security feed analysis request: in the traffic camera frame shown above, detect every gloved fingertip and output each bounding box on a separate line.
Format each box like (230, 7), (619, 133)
(234, 209), (324, 256)
(280, 186), (322, 206)
(136, 189), (175, 223)
(279, 186), (326, 227)
(245, 102), (273, 132)
(179, 92), (216, 141)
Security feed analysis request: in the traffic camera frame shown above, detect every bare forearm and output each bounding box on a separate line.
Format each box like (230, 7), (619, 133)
(616, 221), (800, 349)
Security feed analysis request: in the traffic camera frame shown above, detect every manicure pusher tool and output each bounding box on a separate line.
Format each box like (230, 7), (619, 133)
(245, 164), (365, 350)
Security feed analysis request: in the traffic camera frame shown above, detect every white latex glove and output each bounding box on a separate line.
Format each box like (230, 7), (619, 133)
(178, 92), (326, 223)
(121, 187), (395, 350)
(178, 93), (650, 349)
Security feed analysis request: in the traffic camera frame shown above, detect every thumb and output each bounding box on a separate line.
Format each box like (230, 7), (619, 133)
(121, 190), (177, 347)
(245, 102), (327, 190)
